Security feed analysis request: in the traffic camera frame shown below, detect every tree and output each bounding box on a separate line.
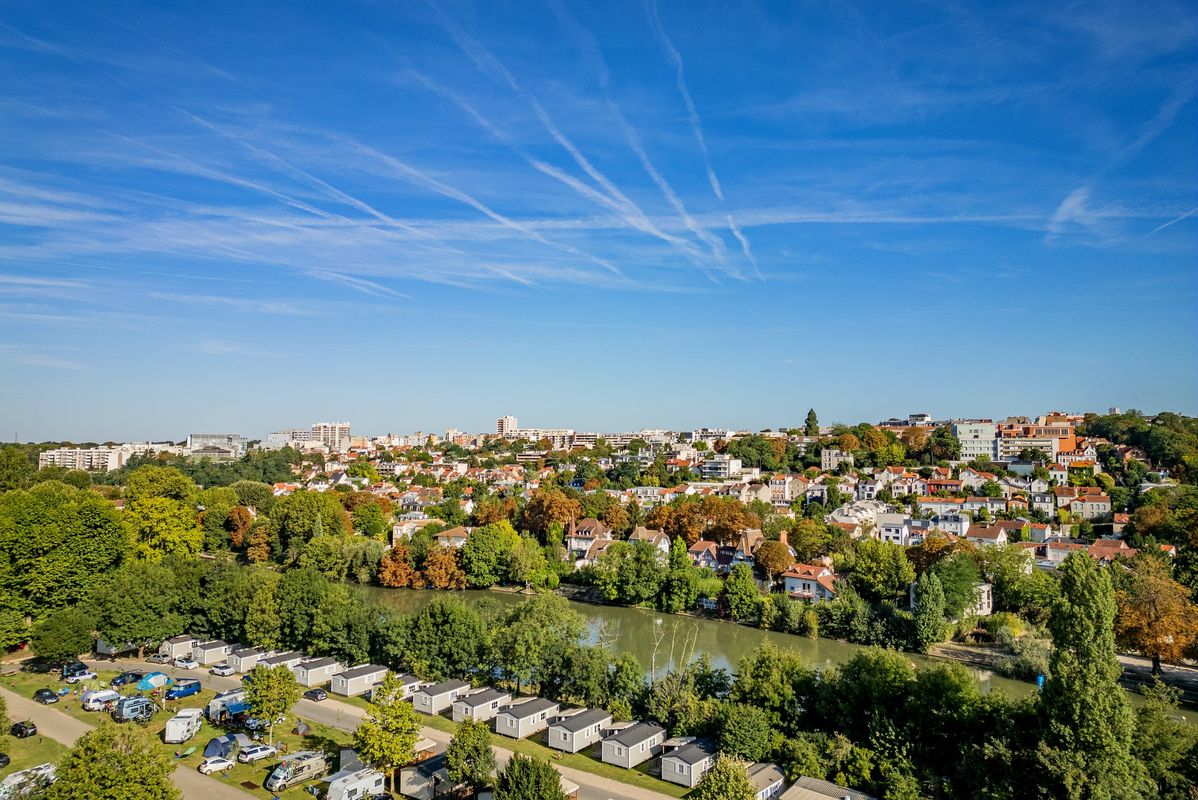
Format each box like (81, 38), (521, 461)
(659, 538), (700, 613)
(0, 608), (26, 650)
(1037, 553), (1152, 799)
(805, 409), (819, 437)
(354, 672), (422, 791)
(243, 570), (283, 650)
(911, 572), (946, 653)
(494, 594), (584, 693)
(1131, 682), (1198, 799)
(378, 544), (419, 588)
(1115, 557), (1198, 675)
(692, 754), (756, 800)
(352, 501), (389, 539)
(124, 466), (197, 505)
(494, 755), (567, 800)
(45, 721), (180, 800)
(93, 561), (183, 657)
(755, 540), (793, 585)
(446, 718), (497, 791)
(271, 490), (351, 559)
(930, 554), (982, 620)
(424, 545), (467, 590)
(929, 427), (961, 460)
(789, 518), (831, 562)
(508, 535), (548, 588)
(30, 607), (93, 663)
(124, 496), (202, 561)
(462, 521), (521, 587)
(401, 597), (485, 680)
(716, 703), (772, 761)
(522, 489), (580, 539)
(723, 563), (761, 622)
(845, 539), (915, 604)
(243, 664), (300, 746)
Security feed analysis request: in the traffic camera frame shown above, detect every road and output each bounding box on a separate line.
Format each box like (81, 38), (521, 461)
(89, 657), (675, 800)
(0, 686), (255, 800)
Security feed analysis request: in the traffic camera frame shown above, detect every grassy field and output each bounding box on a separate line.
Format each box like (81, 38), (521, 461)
(0, 733), (69, 780)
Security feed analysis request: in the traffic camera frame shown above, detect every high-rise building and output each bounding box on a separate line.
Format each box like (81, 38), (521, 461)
(186, 433), (248, 458)
(951, 421), (999, 461)
(312, 421), (351, 452)
(497, 415), (518, 436)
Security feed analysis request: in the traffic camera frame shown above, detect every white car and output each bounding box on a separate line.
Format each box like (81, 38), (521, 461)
(64, 670), (97, 684)
(173, 658), (199, 670)
(209, 663), (234, 677)
(197, 757), (234, 775)
(237, 744), (278, 763)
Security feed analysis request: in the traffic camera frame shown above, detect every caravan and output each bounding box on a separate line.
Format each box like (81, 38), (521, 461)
(264, 751), (330, 792)
(164, 709), (204, 744)
(319, 768), (385, 800)
(206, 688), (249, 723)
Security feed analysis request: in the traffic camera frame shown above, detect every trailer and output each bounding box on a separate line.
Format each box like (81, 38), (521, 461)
(264, 751), (330, 793)
(164, 709), (204, 744)
(319, 767), (386, 800)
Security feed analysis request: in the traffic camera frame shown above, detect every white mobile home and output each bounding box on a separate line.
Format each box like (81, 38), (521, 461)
(294, 657), (344, 688)
(392, 673), (424, 700)
(412, 680), (471, 715)
(748, 762), (786, 800)
(660, 740), (717, 788)
(331, 664), (389, 698)
(192, 640), (233, 666)
(398, 753), (460, 800)
(320, 767), (386, 800)
(600, 722), (666, 768)
(495, 697), (559, 740)
(227, 646), (268, 673)
(547, 708), (612, 753)
(159, 635), (198, 661)
(259, 651), (305, 672)
(451, 688), (511, 723)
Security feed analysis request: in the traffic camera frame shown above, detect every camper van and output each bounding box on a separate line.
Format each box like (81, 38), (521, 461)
(81, 689), (122, 712)
(319, 767), (386, 800)
(164, 709), (204, 744)
(264, 751), (330, 792)
(165, 679), (201, 700)
(112, 696), (157, 724)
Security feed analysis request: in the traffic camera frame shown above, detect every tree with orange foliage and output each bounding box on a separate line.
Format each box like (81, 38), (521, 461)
(226, 506), (253, 549)
(423, 545), (467, 590)
(908, 532), (973, 574)
(522, 488), (580, 539)
(1114, 556), (1198, 675)
(755, 540), (793, 586)
(837, 433), (861, 452)
(378, 543), (418, 588)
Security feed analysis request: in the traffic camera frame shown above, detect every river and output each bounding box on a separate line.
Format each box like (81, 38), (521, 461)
(356, 586), (1036, 699)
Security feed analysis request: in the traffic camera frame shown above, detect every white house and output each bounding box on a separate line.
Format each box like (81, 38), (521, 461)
(600, 722), (665, 769)
(294, 657), (344, 688)
(227, 646), (268, 673)
(660, 741), (717, 788)
(546, 709), (612, 753)
(331, 665), (389, 697)
(748, 762), (786, 800)
(191, 640), (233, 666)
(259, 651), (305, 672)
(159, 635), (198, 661)
(412, 680), (472, 715)
(495, 697), (559, 740)
(782, 563), (838, 602)
(451, 688), (511, 723)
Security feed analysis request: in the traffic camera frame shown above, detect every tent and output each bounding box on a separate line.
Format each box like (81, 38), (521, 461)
(137, 672), (173, 691)
(232, 733), (254, 749)
(292, 722), (311, 736)
(203, 735), (237, 759)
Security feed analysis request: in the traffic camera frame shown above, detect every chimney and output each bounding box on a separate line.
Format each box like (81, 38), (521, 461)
(779, 530), (789, 547)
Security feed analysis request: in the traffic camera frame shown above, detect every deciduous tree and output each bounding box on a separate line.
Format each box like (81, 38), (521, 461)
(692, 754), (756, 800)
(354, 672), (422, 791)
(45, 722), (180, 800)
(755, 540), (793, 585)
(494, 755), (566, 800)
(243, 664), (300, 746)
(446, 718), (496, 791)
(378, 544), (418, 588)
(1115, 557), (1198, 675)
(724, 563), (761, 622)
(423, 545), (466, 590)
(462, 521), (520, 587)
(911, 572), (946, 653)
(31, 606), (93, 663)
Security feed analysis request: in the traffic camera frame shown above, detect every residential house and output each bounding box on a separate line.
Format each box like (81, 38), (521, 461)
(917, 496), (966, 516)
(600, 722), (666, 769)
(413, 680), (472, 715)
(495, 698), (560, 740)
(159, 635), (198, 661)
(820, 449), (854, 471)
(688, 540), (719, 570)
(964, 526), (1009, 548)
(566, 519), (612, 559)
(331, 664), (389, 697)
(660, 740), (717, 788)
(1068, 493), (1112, 521)
(435, 526), (470, 549)
(628, 527), (670, 556)
(782, 563), (838, 602)
(546, 708), (612, 753)
(259, 651), (305, 672)
(451, 688), (511, 723)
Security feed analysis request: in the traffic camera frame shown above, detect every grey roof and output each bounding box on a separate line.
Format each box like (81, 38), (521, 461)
(455, 688), (510, 708)
(298, 657), (340, 670)
(394, 673), (422, 686)
(782, 776), (878, 800)
(231, 646), (266, 658)
(500, 697), (558, 719)
(165, 635), (194, 644)
(261, 650), (304, 664)
(335, 664), (388, 680)
(195, 639), (228, 651)
(747, 762), (785, 790)
(418, 679), (470, 697)
(663, 741), (716, 766)
(402, 753), (447, 781)
(606, 721), (665, 747)
(552, 708), (611, 733)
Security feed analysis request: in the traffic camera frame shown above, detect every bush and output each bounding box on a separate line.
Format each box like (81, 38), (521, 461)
(980, 612), (1025, 640)
(999, 635), (1052, 681)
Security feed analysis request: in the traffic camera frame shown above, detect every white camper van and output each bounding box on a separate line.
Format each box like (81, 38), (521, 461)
(320, 767), (386, 800)
(164, 708), (204, 744)
(81, 689), (122, 712)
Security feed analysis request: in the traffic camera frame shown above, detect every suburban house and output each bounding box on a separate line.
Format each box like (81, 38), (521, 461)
(660, 740), (717, 788)
(331, 664), (389, 697)
(192, 640), (234, 666)
(227, 646), (267, 673)
(628, 527), (670, 556)
(435, 526), (470, 549)
(780, 776), (878, 800)
(688, 540), (719, 570)
(547, 708), (612, 753)
(566, 519), (613, 559)
(965, 526), (1010, 548)
(259, 651), (305, 672)
(748, 762), (786, 800)
(782, 563), (838, 602)
(159, 635), (198, 661)
(413, 679), (472, 715)
(495, 697), (560, 739)
(451, 688), (511, 723)
(599, 722), (666, 768)
(293, 657), (344, 688)
(910, 580), (993, 618)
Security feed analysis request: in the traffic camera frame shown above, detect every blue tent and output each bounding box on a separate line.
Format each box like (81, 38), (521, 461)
(203, 735), (236, 759)
(137, 672), (173, 691)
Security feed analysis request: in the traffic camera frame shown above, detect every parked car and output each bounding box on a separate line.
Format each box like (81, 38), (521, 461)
(209, 663), (234, 677)
(165, 680), (201, 700)
(111, 671), (144, 687)
(0, 753), (10, 768)
(198, 757), (235, 775)
(60, 661), (87, 678)
(11, 721), (37, 738)
(302, 688), (327, 702)
(64, 669), (97, 684)
(242, 715), (286, 732)
(173, 657), (199, 670)
(237, 744), (278, 764)
(145, 653), (172, 664)
(33, 688), (59, 705)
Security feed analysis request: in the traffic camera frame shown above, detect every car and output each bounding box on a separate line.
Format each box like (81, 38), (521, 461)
(33, 688), (59, 705)
(197, 757), (235, 775)
(209, 663), (234, 677)
(145, 653), (172, 664)
(111, 671), (144, 687)
(302, 688), (327, 702)
(0, 753), (9, 769)
(237, 744), (278, 764)
(60, 661), (87, 678)
(242, 714), (286, 732)
(173, 657), (199, 670)
(11, 721), (37, 739)
(64, 669), (97, 684)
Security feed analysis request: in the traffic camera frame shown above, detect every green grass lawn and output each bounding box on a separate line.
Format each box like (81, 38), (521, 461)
(0, 733), (69, 780)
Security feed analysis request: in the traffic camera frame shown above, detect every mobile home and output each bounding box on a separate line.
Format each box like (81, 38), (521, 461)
(412, 679), (471, 715)
(258, 650), (305, 672)
(547, 709), (612, 753)
(331, 664), (389, 697)
(159, 635), (198, 661)
(600, 722), (666, 768)
(265, 751), (330, 793)
(495, 697), (559, 740)
(319, 767), (385, 800)
(227, 646), (268, 673)
(191, 639), (233, 666)
(399, 753), (460, 800)
(748, 762), (785, 800)
(660, 740), (717, 788)
(294, 657), (344, 688)
(451, 688), (511, 723)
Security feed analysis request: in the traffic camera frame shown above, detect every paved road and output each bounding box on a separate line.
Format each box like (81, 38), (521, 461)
(0, 686), (255, 800)
(90, 657), (675, 800)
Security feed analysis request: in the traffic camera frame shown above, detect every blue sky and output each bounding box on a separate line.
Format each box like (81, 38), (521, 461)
(1, 0), (1195, 442)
